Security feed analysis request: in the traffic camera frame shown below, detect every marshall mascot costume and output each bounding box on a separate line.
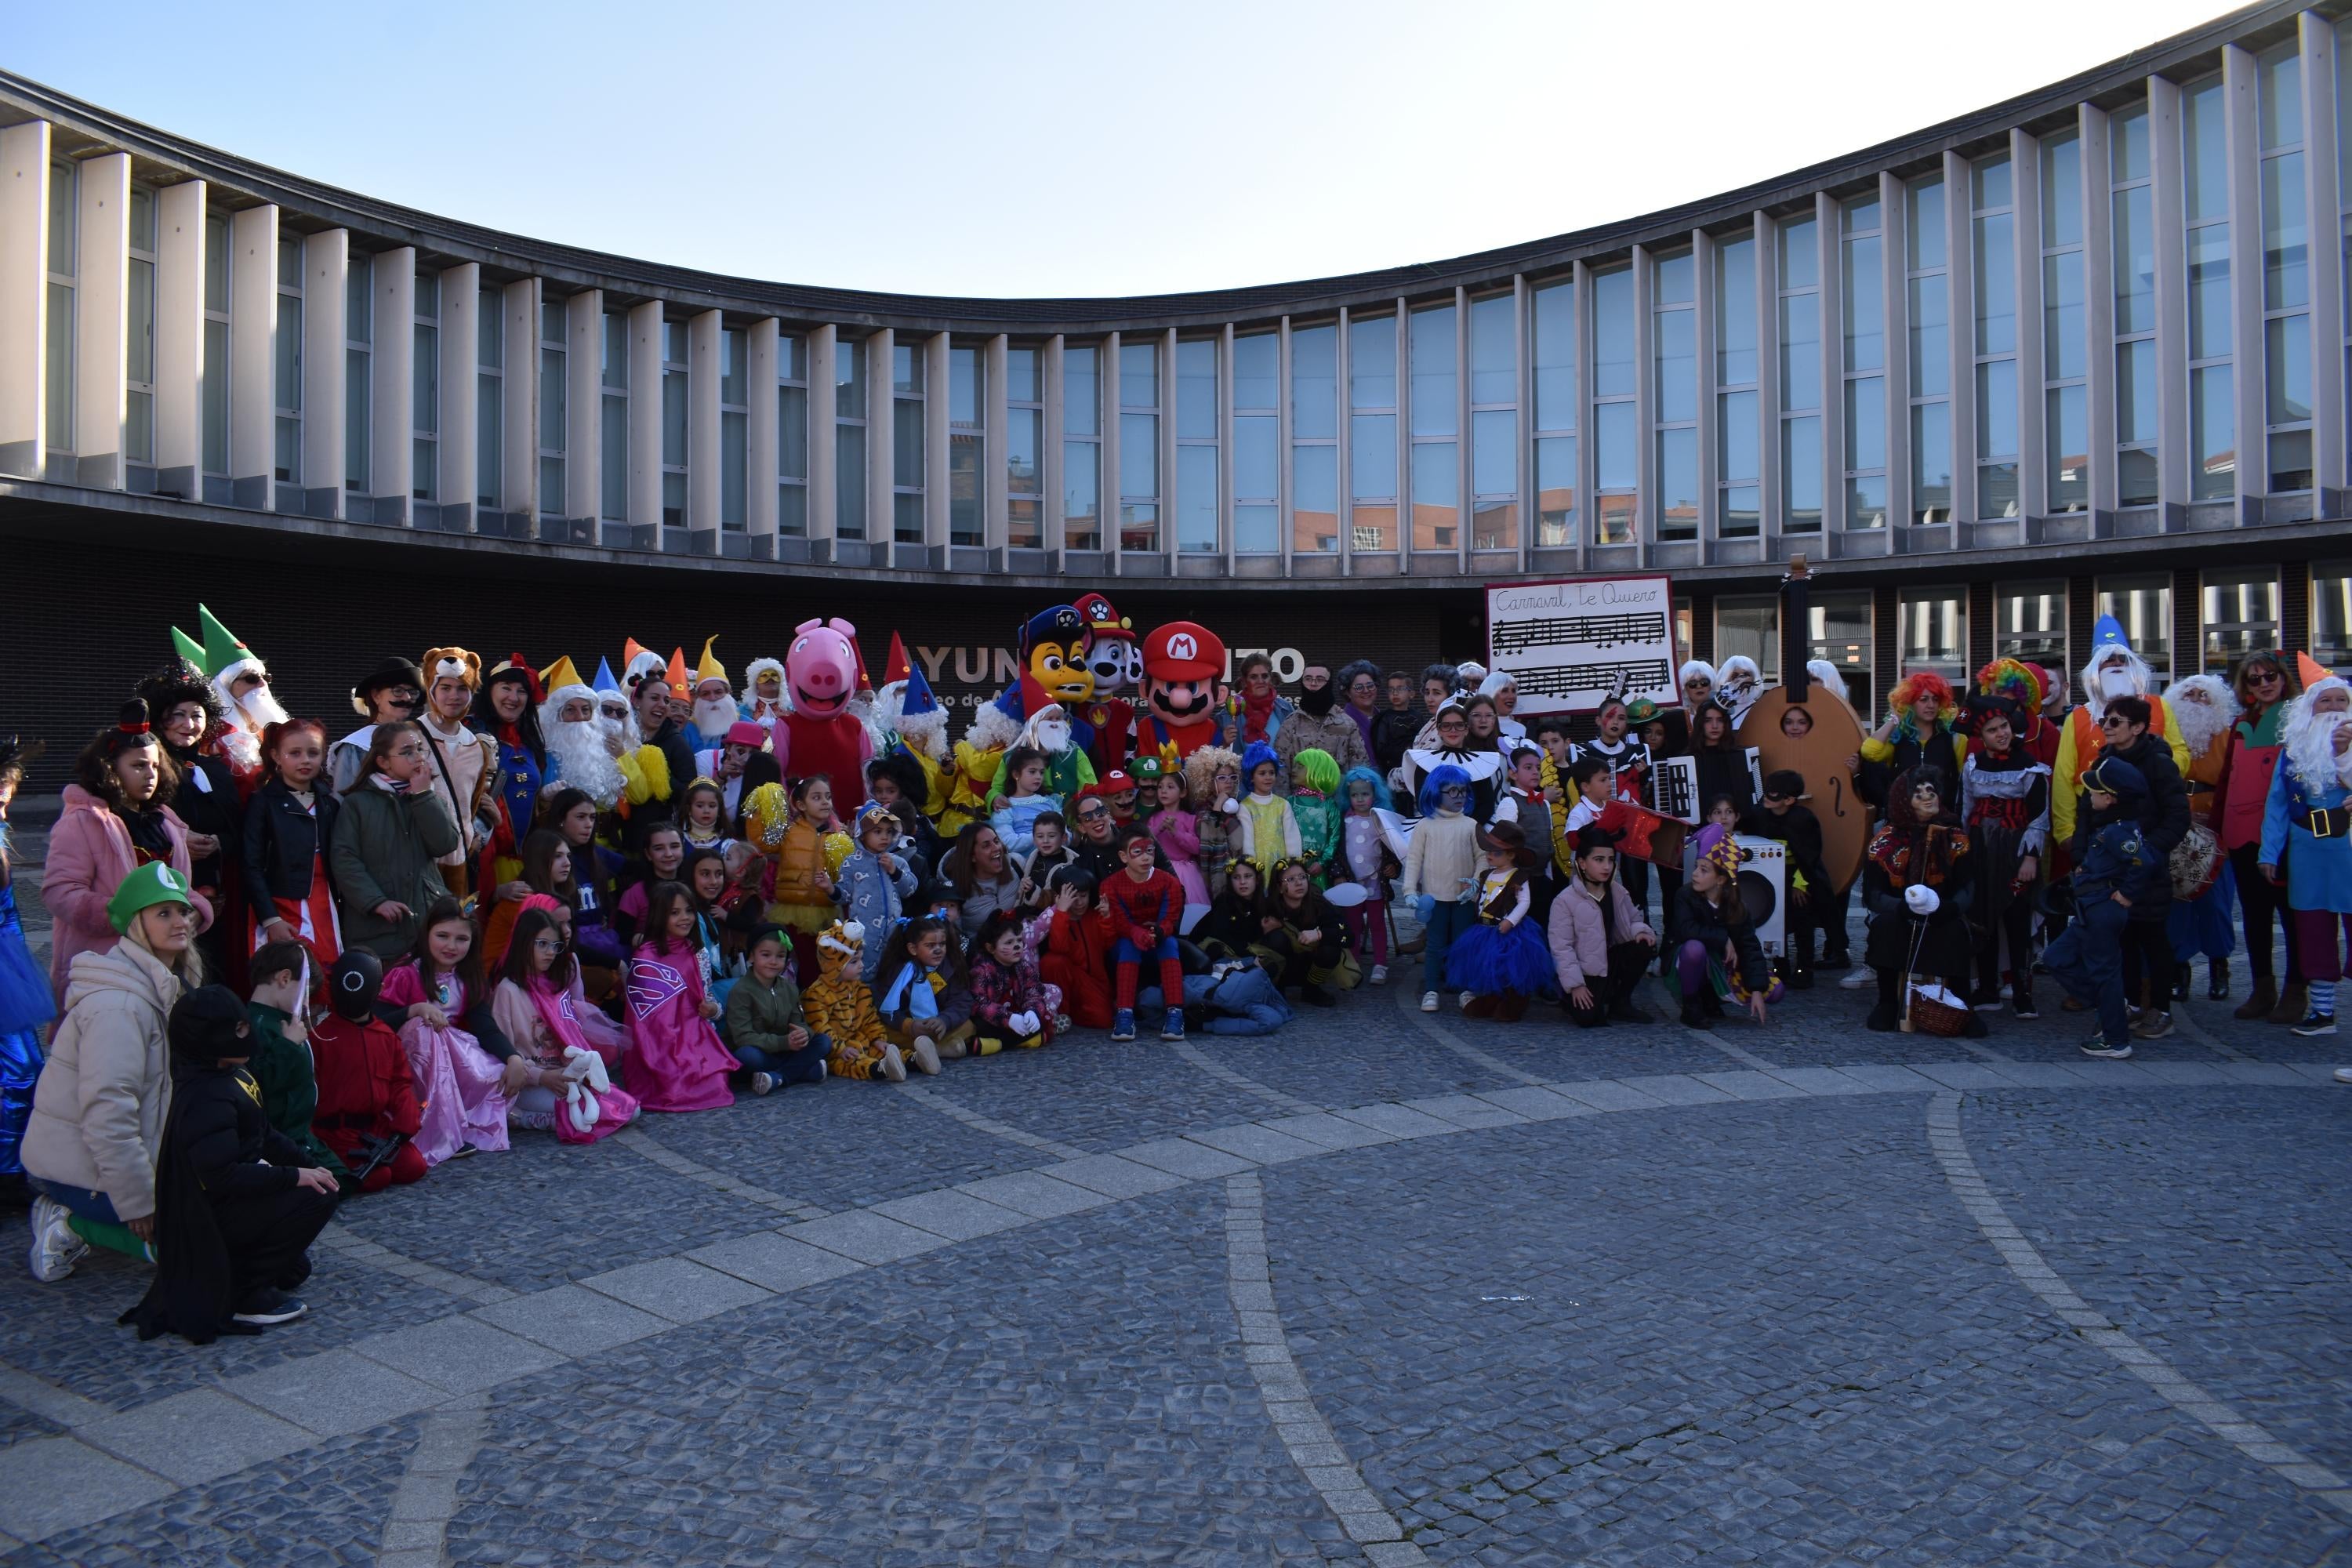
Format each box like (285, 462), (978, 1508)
(1075, 592), (1141, 773)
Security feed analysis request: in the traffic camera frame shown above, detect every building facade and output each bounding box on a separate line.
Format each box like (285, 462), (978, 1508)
(5, 1), (2352, 774)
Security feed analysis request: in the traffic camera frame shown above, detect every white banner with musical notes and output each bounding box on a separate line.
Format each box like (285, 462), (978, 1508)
(1485, 575), (1680, 715)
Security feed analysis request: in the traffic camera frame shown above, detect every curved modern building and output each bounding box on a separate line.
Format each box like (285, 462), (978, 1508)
(4, 0), (2352, 771)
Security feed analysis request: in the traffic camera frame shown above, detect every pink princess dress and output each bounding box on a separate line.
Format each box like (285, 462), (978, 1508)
(380, 962), (513, 1166)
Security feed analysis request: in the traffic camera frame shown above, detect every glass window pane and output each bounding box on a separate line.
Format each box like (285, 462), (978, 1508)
(1908, 274), (1948, 396)
(837, 424), (866, 537)
(1591, 269), (1634, 399)
(602, 396), (627, 518)
(894, 397), (924, 488)
(2314, 563), (2352, 669)
(1119, 339), (1157, 409)
(2262, 151), (2308, 311)
(722, 409), (747, 528)
(271, 284), (297, 409)
(1783, 416), (1821, 532)
(1912, 401), (1951, 523)
(202, 318), (229, 474)
(1654, 306), (1694, 423)
(203, 216), (229, 314)
(1412, 441), (1458, 546)
(1972, 157), (2011, 212)
(2259, 48), (2301, 152)
(2117, 339), (2158, 446)
(2188, 227), (2231, 361)
(1234, 415), (1277, 500)
(1176, 339), (1217, 437)
(476, 290), (500, 368)
(1533, 282), (1577, 428)
(2097, 575), (2172, 681)
(1410, 307), (1457, 436)
(2191, 364), (2234, 500)
(890, 341), (919, 397)
(2201, 570), (2281, 672)
(1351, 315), (1396, 410)
(1842, 234), (1882, 372)
(2041, 133), (2082, 250)
(1233, 333), (1276, 412)
(346, 347), (370, 489)
(1006, 406), (1040, 497)
(603, 315), (626, 390)
(1907, 176), (1946, 270)
(475, 383), (498, 503)
(1005, 346), (1039, 403)
(1845, 377), (1885, 471)
(2266, 314), (2312, 423)
(1994, 580), (2069, 666)
(1778, 293), (1820, 411)
(2042, 251), (2084, 381)
(722, 329), (746, 405)
(2184, 79), (2228, 224)
(1177, 444), (1218, 554)
(1121, 412), (1157, 498)
(1535, 435), (1576, 545)
(347, 260), (371, 345)
(836, 337), (864, 419)
(1294, 443), (1337, 554)
(1352, 412), (1396, 499)
(2112, 103), (2150, 183)
(1976, 360), (2017, 460)
(779, 480), (807, 537)
(1656, 426), (1697, 539)
(1973, 211), (2014, 356)
(1468, 293), (1515, 405)
(1063, 344), (1099, 434)
(2113, 186), (2154, 336)
(1290, 324), (1335, 437)
(1846, 474), (1887, 531)
(1719, 388), (1759, 482)
(894, 490), (924, 541)
(1716, 234), (1757, 387)
(1595, 400), (1636, 492)
(662, 369), (687, 466)
(1778, 216), (1817, 291)
(2046, 383), (2087, 512)
(1472, 407), (1515, 495)
(412, 323), (437, 433)
(778, 384), (807, 481)
(1236, 503), (1278, 554)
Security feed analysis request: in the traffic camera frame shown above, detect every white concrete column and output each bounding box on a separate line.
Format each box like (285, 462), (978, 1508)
(2081, 104), (2118, 518)
(438, 260), (479, 527)
(1161, 325), (1179, 568)
(1880, 171), (1911, 531)
(1941, 152), (1977, 524)
(1631, 252), (1656, 550)
(865, 325), (893, 544)
(984, 332), (1009, 547)
(1690, 236), (1717, 549)
(627, 300), (662, 533)
(1754, 214), (1780, 542)
(1044, 332), (1065, 552)
(2223, 44), (2265, 503)
(500, 278), (536, 525)
(1336, 310), (1356, 571)
(2302, 13), (2346, 495)
(1105, 328), (1125, 561)
(74, 152), (130, 490)
(2010, 128), (2045, 523)
(154, 180), (206, 497)
(807, 323), (837, 544)
(369, 245), (415, 521)
(0, 122), (47, 478)
(1452, 287), (1470, 568)
(1815, 191), (1845, 535)
(227, 202), (278, 506)
(747, 317), (779, 542)
(1220, 321), (1238, 570)
(2148, 74), (2190, 510)
(300, 228), (347, 518)
(924, 330), (950, 548)
(564, 289), (600, 525)
(688, 308), (721, 538)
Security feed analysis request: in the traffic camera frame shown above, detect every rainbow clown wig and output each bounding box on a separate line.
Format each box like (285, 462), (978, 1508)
(1974, 658), (2046, 716)
(1886, 672), (1957, 740)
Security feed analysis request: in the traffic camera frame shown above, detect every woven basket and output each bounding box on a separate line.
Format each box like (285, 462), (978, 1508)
(1905, 981), (1972, 1037)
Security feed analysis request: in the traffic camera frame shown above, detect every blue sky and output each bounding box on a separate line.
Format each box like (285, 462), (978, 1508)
(12, 0), (2227, 299)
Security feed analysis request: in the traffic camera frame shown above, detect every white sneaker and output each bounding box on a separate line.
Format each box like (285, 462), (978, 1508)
(1370, 964), (1388, 985)
(814, 1059), (826, 1082)
(27, 1196), (86, 1284)
(2335, 1066), (2352, 1083)
(880, 1043), (909, 1082)
(1838, 969), (1874, 990)
(1458, 991), (1475, 1012)
(749, 1072), (776, 1097)
(1421, 990), (1440, 1013)
(912, 1037), (942, 1076)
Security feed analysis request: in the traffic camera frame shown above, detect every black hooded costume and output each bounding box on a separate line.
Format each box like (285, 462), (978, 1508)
(118, 985), (339, 1345)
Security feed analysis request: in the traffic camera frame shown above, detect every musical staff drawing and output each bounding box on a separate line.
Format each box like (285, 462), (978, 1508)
(1488, 612), (1668, 655)
(1511, 658), (1671, 700)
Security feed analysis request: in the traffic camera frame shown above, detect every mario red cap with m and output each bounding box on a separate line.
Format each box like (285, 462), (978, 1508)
(1142, 622), (1225, 682)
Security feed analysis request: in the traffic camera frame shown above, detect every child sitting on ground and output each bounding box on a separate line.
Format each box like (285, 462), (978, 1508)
(1105, 828), (1189, 1042)
(724, 925), (830, 1094)
(307, 949), (427, 1192)
(967, 909), (1058, 1049)
(1253, 858), (1353, 1007)
(804, 921), (909, 1080)
(489, 903), (638, 1140)
(1037, 870), (1116, 1031)
(874, 914), (985, 1065)
(1547, 826), (1657, 1027)
(1443, 822), (1552, 1022)
(833, 808), (918, 980)
(623, 881), (742, 1113)
(378, 898), (515, 1167)
(1668, 829), (1780, 1031)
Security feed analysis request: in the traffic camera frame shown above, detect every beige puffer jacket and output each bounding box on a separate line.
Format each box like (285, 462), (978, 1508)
(20, 940), (183, 1221)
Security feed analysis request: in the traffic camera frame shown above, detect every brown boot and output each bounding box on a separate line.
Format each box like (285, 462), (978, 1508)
(2234, 978), (2277, 1021)
(1496, 991), (1528, 1022)
(2269, 981), (2308, 1026)
(1463, 993), (1499, 1018)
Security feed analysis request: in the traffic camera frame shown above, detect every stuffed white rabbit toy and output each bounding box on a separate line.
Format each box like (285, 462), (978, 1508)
(562, 1045), (611, 1131)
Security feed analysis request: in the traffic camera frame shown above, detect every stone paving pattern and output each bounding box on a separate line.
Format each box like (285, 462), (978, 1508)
(0, 822), (2344, 1563)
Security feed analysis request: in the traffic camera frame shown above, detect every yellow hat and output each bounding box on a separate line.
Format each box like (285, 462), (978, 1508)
(695, 636), (728, 689)
(539, 655), (588, 699)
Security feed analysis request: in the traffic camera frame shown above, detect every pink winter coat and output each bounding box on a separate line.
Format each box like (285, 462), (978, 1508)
(45, 784), (212, 999)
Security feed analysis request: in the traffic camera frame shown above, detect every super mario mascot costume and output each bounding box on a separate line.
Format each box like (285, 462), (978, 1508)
(772, 619), (877, 811)
(1133, 622), (1230, 767)
(1075, 592), (1141, 774)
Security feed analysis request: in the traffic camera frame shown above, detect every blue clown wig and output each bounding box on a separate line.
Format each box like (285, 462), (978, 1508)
(1340, 764), (1393, 811)
(1240, 740), (1281, 784)
(1417, 764), (1472, 817)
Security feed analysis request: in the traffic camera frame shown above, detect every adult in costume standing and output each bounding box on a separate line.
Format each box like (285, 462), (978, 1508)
(2050, 615), (2192, 852)
(1074, 591), (1140, 774)
(474, 654), (547, 893)
(2160, 673), (2239, 1004)
(537, 657), (627, 815)
(170, 606), (291, 788)
(47, 704), (212, 996)
(1132, 622), (1229, 767)
(329, 656), (426, 795)
(1958, 696), (2050, 1018)
(684, 638), (741, 753)
(2214, 649), (2302, 1020)
(1859, 673), (1965, 804)
(415, 648), (503, 900)
(772, 618), (877, 811)
(2257, 674), (2352, 1036)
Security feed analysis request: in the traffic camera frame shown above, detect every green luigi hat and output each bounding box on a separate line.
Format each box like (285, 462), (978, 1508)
(1129, 754), (1165, 785)
(1624, 698), (1661, 725)
(107, 862), (194, 934)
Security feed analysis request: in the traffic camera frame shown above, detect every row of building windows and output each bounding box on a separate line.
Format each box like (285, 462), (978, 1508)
(1692, 561), (2352, 716)
(16, 23), (2352, 554)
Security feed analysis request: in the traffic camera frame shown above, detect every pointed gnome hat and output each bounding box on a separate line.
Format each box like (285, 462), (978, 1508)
(170, 626), (206, 670)
(621, 637), (664, 690)
(2090, 615), (2130, 654)
(540, 654), (587, 699)
(2298, 650), (2336, 688)
(851, 634), (873, 693)
(196, 604), (262, 682)
(900, 659), (941, 717)
(592, 657), (625, 699)
(664, 647), (691, 699)
(694, 637), (727, 690)
(884, 631), (913, 688)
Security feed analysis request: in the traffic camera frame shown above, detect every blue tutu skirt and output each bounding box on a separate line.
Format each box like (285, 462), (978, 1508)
(0, 892), (53, 1037)
(1447, 919), (1554, 996)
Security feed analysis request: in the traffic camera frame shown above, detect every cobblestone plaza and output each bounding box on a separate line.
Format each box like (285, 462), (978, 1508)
(0, 826), (2345, 1566)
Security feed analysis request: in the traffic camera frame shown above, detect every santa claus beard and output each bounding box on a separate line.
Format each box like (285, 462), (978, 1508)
(691, 693), (740, 742)
(2284, 701), (2352, 796)
(2163, 677), (2235, 760)
(549, 717), (624, 808)
(230, 680), (290, 732)
(1026, 714), (1073, 754)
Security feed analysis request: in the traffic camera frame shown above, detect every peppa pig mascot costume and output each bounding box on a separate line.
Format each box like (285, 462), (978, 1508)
(775, 618), (876, 809)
